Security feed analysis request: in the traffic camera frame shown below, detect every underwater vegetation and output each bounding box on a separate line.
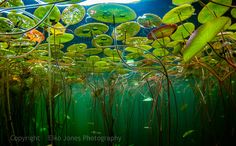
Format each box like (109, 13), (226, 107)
(0, 0), (236, 146)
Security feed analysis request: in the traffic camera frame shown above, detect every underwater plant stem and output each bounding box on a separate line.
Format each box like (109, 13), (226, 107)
(5, 61), (17, 146)
(47, 25), (54, 142)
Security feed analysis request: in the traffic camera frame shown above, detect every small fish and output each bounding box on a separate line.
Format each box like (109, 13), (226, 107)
(182, 130), (194, 138)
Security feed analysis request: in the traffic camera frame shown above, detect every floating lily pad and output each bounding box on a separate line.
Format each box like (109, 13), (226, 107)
(228, 23), (236, 30)
(87, 55), (100, 62)
(38, 43), (64, 50)
(152, 37), (171, 49)
(47, 33), (74, 44)
(137, 13), (162, 28)
(0, 42), (8, 49)
(26, 29), (45, 43)
(147, 24), (177, 40)
(102, 57), (121, 62)
(125, 37), (153, 46)
(50, 22), (66, 35)
(112, 21), (140, 41)
(61, 4), (85, 25)
(0, 48), (15, 55)
(7, 12), (36, 29)
(92, 34), (113, 47)
(125, 45), (152, 53)
(126, 53), (142, 59)
(231, 8), (236, 18)
(152, 48), (169, 57)
(9, 39), (36, 47)
(34, 5), (61, 26)
(67, 43), (87, 53)
(198, 0), (232, 24)
(74, 23), (109, 37)
(167, 40), (185, 54)
(162, 4), (195, 24)
(171, 22), (195, 40)
(103, 48), (121, 57)
(87, 3), (136, 23)
(1, 0), (24, 8)
(84, 48), (103, 55)
(0, 17), (14, 32)
(172, 0), (197, 5)
(183, 17), (230, 62)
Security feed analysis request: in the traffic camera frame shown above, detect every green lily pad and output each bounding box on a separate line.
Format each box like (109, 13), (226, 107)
(231, 8), (236, 19)
(125, 45), (152, 53)
(74, 23), (109, 37)
(87, 3), (136, 23)
(137, 13), (162, 28)
(38, 43), (64, 50)
(1, 0), (24, 8)
(125, 37), (153, 46)
(172, 0), (198, 5)
(152, 48), (169, 57)
(171, 22), (195, 40)
(94, 61), (109, 67)
(152, 37), (171, 49)
(61, 4), (85, 25)
(112, 21), (140, 41)
(9, 39), (36, 47)
(7, 12), (35, 29)
(67, 43), (87, 52)
(167, 40), (185, 54)
(0, 42), (8, 49)
(183, 17), (230, 62)
(198, 0), (232, 24)
(102, 57), (121, 62)
(162, 4), (195, 24)
(0, 17), (14, 32)
(84, 48), (103, 55)
(47, 33), (74, 44)
(87, 55), (100, 62)
(0, 48), (15, 55)
(228, 23), (236, 30)
(103, 48), (121, 57)
(147, 24), (177, 40)
(34, 5), (61, 27)
(92, 34), (113, 47)
(126, 53), (142, 59)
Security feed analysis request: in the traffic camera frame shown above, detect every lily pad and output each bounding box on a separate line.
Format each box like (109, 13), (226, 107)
(126, 53), (142, 59)
(171, 22), (195, 40)
(34, 5), (61, 26)
(47, 33), (74, 44)
(26, 29), (45, 43)
(125, 45), (152, 53)
(228, 23), (236, 30)
(102, 57), (121, 62)
(7, 12), (36, 29)
(92, 34), (113, 47)
(9, 39), (36, 47)
(38, 43), (64, 50)
(112, 21), (140, 41)
(147, 24), (177, 40)
(172, 0), (198, 5)
(231, 8), (236, 19)
(67, 43), (87, 53)
(162, 4), (195, 24)
(87, 3), (136, 23)
(152, 48), (169, 57)
(183, 17), (230, 62)
(125, 37), (153, 46)
(137, 13), (162, 28)
(103, 48), (121, 57)
(50, 22), (66, 35)
(152, 37), (171, 49)
(0, 42), (8, 49)
(0, 17), (14, 32)
(74, 23), (109, 37)
(84, 48), (103, 55)
(61, 4), (85, 25)
(198, 0), (232, 24)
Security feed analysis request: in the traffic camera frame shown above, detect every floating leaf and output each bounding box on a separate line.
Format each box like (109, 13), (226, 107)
(61, 4), (85, 25)
(92, 34), (113, 47)
(0, 17), (14, 32)
(171, 22), (195, 40)
(50, 22), (66, 35)
(47, 33), (74, 44)
(172, 0), (198, 5)
(67, 43), (87, 52)
(125, 37), (153, 46)
(198, 0), (232, 24)
(74, 23), (109, 37)
(231, 8), (236, 18)
(162, 4), (195, 24)
(112, 21), (140, 41)
(26, 29), (45, 43)
(8, 12), (35, 29)
(137, 13), (162, 28)
(148, 24), (177, 40)
(87, 3), (136, 23)
(183, 17), (230, 62)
